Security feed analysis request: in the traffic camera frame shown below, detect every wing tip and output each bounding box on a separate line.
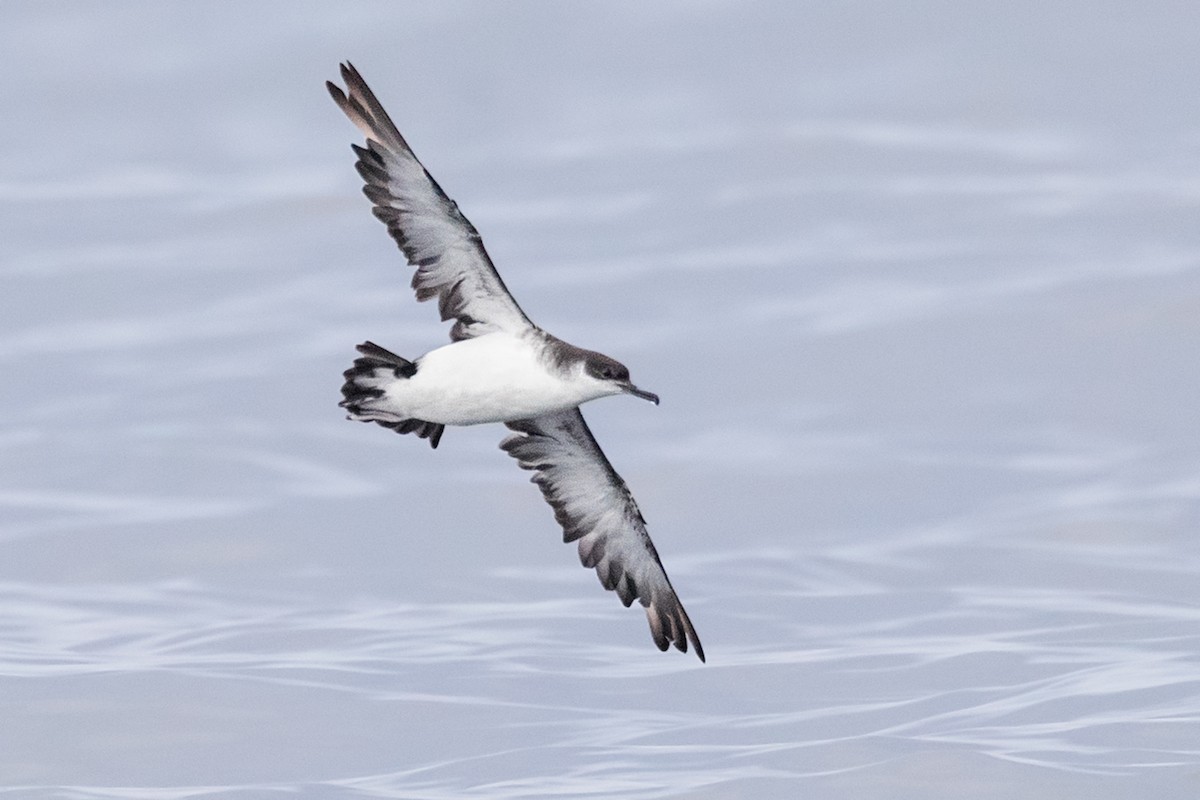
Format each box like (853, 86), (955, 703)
(327, 60), (361, 108)
(646, 597), (706, 662)
(685, 620), (706, 663)
(672, 609), (706, 663)
(325, 80), (345, 105)
(650, 623), (705, 662)
(328, 60), (406, 151)
(340, 60), (362, 86)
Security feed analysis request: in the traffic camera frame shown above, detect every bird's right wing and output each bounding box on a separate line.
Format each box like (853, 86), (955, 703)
(501, 409), (704, 661)
(328, 62), (534, 341)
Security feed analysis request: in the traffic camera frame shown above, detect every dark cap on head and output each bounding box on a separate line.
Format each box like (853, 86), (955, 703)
(583, 352), (658, 405)
(584, 352), (630, 384)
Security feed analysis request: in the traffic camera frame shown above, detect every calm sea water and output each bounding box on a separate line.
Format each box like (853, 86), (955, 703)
(3, 2), (1200, 798)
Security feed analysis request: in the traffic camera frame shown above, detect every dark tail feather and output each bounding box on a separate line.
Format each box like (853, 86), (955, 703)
(350, 340), (416, 376)
(339, 341), (446, 449)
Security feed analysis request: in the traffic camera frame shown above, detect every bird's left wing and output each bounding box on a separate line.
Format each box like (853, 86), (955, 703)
(501, 410), (704, 661)
(328, 62), (534, 341)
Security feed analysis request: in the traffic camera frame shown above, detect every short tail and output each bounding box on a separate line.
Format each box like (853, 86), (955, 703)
(340, 341), (445, 448)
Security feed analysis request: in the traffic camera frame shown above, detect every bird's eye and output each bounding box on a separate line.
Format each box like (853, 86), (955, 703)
(588, 360), (626, 382)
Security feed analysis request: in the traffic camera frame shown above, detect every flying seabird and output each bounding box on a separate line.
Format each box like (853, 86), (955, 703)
(328, 63), (704, 661)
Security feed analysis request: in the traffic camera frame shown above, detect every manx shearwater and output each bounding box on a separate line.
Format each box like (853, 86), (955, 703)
(328, 63), (703, 661)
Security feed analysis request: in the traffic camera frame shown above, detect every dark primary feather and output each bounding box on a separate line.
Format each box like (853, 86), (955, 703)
(327, 62), (534, 342)
(502, 409), (704, 661)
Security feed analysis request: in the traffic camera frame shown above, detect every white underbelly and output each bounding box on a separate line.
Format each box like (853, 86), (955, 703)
(385, 333), (595, 425)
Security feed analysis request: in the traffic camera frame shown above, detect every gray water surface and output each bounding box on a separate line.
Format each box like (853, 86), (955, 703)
(3, 2), (1200, 798)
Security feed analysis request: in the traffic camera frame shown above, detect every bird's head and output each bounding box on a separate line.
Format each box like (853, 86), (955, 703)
(581, 352), (659, 405)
